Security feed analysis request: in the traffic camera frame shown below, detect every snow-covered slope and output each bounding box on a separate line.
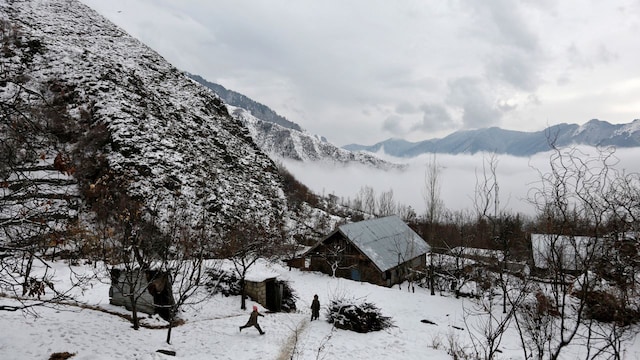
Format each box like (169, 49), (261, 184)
(190, 74), (402, 170)
(229, 106), (403, 170)
(1, 0), (287, 240)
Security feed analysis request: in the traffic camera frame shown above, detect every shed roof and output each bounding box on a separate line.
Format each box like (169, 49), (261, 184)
(333, 215), (430, 272)
(531, 233), (603, 270)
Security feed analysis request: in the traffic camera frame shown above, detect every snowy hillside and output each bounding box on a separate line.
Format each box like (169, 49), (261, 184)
(188, 74), (402, 170)
(229, 106), (402, 170)
(0, 0), (288, 239)
(188, 73), (303, 132)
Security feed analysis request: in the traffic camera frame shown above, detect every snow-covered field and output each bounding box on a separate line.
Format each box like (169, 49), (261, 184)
(1, 260), (640, 360)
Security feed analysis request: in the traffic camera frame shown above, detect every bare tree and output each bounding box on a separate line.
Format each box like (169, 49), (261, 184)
(424, 154), (444, 295)
(318, 240), (355, 278)
(217, 212), (284, 310)
(397, 204), (417, 223)
(0, 20), (89, 313)
(360, 186), (376, 216)
(88, 170), (170, 330)
(377, 188), (396, 217)
(387, 230), (422, 291)
(464, 277), (527, 360)
(158, 198), (218, 344)
(523, 143), (638, 359)
(473, 153), (500, 221)
(424, 153), (444, 225)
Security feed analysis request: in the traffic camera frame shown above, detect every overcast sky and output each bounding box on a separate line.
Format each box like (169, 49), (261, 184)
(80, 0), (640, 147)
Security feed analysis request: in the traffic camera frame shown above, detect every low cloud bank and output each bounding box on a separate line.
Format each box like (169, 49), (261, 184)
(279, 147), (640, 218)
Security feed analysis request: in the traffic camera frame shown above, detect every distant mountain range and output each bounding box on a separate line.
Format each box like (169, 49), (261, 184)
(344, 119), (640, 157)
(188, 73), (640, 159)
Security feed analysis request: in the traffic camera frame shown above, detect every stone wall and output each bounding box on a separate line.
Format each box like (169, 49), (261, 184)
(245, 280), (267, 306)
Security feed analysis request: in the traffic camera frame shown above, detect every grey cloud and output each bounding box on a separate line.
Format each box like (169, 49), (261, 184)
(567, 42), (618, 69)
(446, 77), (502, 129)
(597, 44), (618, 64)
(396, 102), (418, 114)
(556, 73), (571, 86)
(527, 93), (541, 106)
(411, 103), (455, 132)
(382, 115), (404, 135)
(461, 0), (545, 94)
(567, 43), (592, 68)
(486, 51), (539, 92)
(464, 0), (539, 51)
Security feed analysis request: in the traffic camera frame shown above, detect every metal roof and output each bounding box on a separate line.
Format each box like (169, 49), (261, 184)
(531, 233), (603, 270)
(338, 215), (430, 272)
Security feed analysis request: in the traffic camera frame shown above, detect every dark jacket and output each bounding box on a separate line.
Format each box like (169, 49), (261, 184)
(247, 309), (264, 325)
(311, 299), (320, 313)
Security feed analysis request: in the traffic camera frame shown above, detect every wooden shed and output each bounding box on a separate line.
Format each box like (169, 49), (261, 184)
(302, 215), (430, 287)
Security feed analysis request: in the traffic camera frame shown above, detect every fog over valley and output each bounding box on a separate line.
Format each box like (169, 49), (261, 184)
(280, 146), (640, 217)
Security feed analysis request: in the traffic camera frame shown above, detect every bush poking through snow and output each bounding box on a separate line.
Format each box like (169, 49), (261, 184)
(205, 268), (241, 297)
(579, 290), (640, 325)
(280, 281), (298, 312)
(326, 297), (394, 333)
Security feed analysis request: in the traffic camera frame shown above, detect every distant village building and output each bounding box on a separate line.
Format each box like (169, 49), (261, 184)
(449, 246), (504, 263)
(448, 246), (527, 275)
(530, 233), (605, 273)
(300, 215), (430, 287)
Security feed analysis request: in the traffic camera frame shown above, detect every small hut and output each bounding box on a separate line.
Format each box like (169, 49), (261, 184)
(244, 268), (286, 312)
(109, 268), (175, 320)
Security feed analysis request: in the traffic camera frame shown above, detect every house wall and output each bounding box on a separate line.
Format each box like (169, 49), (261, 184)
(245, 280), (268, 307)
(245, 278), (285, 312)
(308, 241), (426, 287)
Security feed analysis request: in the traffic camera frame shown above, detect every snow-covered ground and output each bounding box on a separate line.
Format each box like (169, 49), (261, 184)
(1, 260), (640, 360)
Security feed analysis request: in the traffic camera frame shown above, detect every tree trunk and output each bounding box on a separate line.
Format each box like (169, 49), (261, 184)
(429, 263), (435, 296)
(240, 278), (246, 310)
(166, 307), (175, 344)
(130, 296), (140, 330)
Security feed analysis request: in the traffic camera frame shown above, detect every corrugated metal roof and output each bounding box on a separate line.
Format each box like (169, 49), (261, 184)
(531, 233), (602, 270)
(338, 215), (430, 272)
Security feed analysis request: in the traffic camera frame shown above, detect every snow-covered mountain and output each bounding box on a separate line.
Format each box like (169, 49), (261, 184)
(188, 74), (303, 132)
(189, 74), (401, 169)
(344, 119), (640, 157)
(229, 106), (402, 170)
(1, 0), (290, 242)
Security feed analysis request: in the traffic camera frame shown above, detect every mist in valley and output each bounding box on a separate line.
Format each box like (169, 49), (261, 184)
(280, 146), (640, 218)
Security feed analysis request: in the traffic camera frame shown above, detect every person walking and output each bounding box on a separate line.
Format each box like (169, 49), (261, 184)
(239, 305), (265, 335)
(310, 294), (320, 321)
